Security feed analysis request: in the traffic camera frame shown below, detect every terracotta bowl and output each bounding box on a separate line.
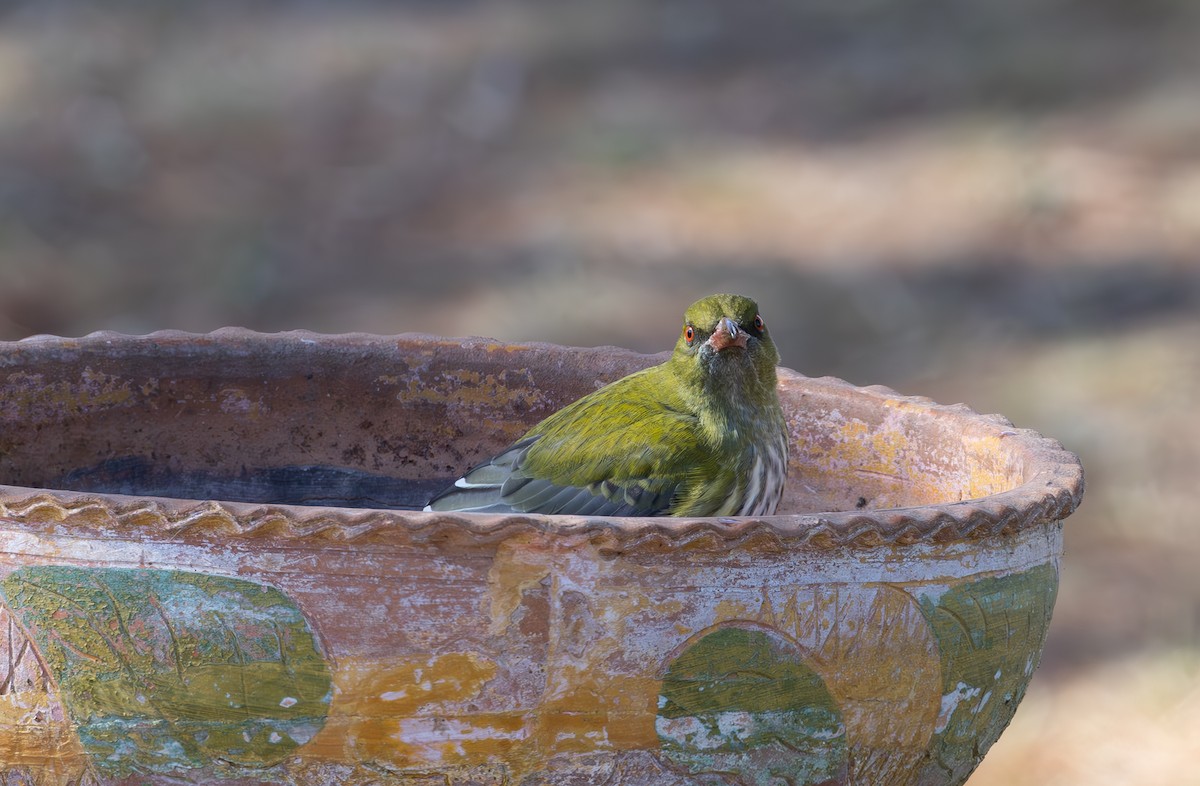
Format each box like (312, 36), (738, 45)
(0, 330), (1083, 786)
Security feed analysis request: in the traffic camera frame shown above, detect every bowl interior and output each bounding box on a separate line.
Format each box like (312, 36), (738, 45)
(0, 331), (1025, 515)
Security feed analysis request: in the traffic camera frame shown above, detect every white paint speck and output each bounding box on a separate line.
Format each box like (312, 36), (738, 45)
(287, 724), (319, 745)
(935, 682), (983, 733)
(279, 696), (298, 708)
(392, 717), (528, 765)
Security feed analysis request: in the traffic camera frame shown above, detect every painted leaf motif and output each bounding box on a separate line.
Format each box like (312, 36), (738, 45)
(657, 626), (848, 786)
(0, 567), (332, 777)
(915, 563), (1059, 782)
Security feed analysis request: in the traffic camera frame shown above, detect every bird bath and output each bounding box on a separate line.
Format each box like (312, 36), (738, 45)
(0, 330), (1083, 785)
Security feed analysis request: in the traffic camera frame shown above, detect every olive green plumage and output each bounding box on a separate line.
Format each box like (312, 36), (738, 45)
(424, 293), (789, 517)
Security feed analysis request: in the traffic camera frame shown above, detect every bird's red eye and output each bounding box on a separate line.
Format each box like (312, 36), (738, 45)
(684, 325), (695, 344)
(753, 314), (765, 332)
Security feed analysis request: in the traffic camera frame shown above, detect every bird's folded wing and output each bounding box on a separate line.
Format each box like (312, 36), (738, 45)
(424, 409), (704, 516)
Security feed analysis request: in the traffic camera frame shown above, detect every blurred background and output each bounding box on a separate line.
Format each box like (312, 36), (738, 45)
(1, 2), (1198, 783)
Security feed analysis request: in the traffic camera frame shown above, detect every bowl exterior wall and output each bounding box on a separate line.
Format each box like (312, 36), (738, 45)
(0, 514), (1061, 786)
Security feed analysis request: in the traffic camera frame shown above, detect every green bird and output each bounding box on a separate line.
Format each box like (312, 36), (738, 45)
(424, 293), (788, 517)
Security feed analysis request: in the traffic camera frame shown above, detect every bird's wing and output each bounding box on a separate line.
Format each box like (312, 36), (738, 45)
(422, 438), (679, 515)
(424, 372), (711, 516)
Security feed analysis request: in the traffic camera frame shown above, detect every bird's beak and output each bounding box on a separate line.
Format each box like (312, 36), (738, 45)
(707, 316), (749, 352)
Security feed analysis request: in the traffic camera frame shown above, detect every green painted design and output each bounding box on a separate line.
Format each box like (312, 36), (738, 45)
(0, 567), (332, 776)
(915, 563), (1059, 782)
(657, 626), (847, 786)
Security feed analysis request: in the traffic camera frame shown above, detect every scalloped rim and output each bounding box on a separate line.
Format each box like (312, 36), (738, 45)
(0, 329), (1084, 550)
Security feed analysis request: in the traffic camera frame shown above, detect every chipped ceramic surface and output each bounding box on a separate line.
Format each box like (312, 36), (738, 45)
(0, 331), (1083, 785)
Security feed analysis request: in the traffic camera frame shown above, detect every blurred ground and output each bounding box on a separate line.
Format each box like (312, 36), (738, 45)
(2, 2), (1199, 783)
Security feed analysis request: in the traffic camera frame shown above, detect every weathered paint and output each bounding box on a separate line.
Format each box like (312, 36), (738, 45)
(305, 652), (514, 767)
(657, 625), (848, 785)
(0, 517), (1065, 784)
(0, 534), (1043, 785)
(914, 563), (1060, 784)
(0, 603), (92, 785)
(0, 567), (332, 778)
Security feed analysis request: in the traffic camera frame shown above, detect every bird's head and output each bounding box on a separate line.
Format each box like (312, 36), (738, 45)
(670, 294), (780, 400)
